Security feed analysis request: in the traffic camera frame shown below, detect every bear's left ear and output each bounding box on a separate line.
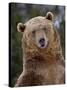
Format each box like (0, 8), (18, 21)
(17, 23), (26, 32)
(46, 12), (54, 21)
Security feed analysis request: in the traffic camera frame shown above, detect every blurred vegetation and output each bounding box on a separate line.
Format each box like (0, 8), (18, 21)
(10, 3), (65, 87)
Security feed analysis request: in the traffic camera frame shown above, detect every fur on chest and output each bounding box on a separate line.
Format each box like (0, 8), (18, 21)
(23, 58), (64, 85)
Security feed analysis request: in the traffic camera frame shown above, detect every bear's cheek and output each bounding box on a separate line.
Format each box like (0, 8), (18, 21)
(24, 32), (35, 46)
(46, 28), (54, 43)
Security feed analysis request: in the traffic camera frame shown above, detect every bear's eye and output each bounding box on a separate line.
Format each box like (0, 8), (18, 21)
(43, 27), (46, 31)
(32, 31), (35, 35)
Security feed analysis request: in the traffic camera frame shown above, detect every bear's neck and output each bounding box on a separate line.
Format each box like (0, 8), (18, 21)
(23, 49), (64, 72)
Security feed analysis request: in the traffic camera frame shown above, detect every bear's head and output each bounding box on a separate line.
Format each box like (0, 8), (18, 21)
(17, 12), (60, 55)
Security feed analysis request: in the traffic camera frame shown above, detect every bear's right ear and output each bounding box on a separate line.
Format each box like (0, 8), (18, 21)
(17, 23), (26, 32)
(46, 12), (54, 21)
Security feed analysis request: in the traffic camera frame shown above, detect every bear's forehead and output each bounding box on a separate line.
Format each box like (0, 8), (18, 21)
(25, 16), (46, 25)
(25, 16), (52, 30)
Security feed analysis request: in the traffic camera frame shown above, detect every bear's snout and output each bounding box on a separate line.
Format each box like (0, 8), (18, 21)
(39, 38), (45, 47)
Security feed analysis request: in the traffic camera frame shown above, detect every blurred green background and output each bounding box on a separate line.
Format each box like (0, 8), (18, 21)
(10, 3), (65, 87)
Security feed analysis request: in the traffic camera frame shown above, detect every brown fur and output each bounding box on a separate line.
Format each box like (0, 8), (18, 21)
(15, 12), (65, 87)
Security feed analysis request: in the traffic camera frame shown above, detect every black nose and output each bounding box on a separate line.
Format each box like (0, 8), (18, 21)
(39, 38), (45, 43)
(39, 38), (45, 47)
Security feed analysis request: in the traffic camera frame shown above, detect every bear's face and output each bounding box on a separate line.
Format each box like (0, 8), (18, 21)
(17, 12), (55, 50)
(32, 29), (48, 48)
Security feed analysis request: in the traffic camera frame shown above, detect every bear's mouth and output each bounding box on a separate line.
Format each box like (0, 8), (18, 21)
(40, 43), (45, 47)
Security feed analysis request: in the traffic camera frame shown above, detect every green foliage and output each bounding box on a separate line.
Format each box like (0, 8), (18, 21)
(29, 8), (41, 17)
(60, 19), (65, 58)
(11, 4), (23, 86)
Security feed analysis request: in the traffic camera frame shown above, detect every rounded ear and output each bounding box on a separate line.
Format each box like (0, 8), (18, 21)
(46, 12), (54, 21)
(17, 23), (25, 32)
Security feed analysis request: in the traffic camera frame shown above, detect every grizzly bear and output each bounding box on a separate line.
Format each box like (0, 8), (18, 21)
(15, 12), (65, 86)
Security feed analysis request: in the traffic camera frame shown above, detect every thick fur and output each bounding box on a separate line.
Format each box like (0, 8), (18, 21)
(15, 12), (65, 87)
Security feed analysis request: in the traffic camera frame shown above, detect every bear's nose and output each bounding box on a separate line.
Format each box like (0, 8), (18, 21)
(39, 38), (45, 47)
(39, 38), (45, 43)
